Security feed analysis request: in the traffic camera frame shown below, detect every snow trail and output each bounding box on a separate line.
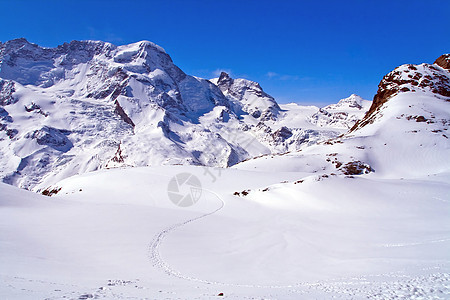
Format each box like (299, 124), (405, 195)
(147, 189), (303, 288)
(148, 188), (225, 284)
(147, 188), (450, 291)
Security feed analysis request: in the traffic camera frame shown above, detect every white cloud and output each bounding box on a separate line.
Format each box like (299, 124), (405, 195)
(266, 71), (279, 78)
(266, 72), (300, 81)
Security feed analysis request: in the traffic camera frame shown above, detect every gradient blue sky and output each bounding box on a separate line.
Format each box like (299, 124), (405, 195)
(1, 0), (449, 105)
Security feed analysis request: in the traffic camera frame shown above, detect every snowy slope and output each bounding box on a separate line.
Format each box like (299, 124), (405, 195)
(236, 55), (450, 179)
(0, 38), (369, 191)
(1, 166), (449, 299)
(0, 51), (449, 299)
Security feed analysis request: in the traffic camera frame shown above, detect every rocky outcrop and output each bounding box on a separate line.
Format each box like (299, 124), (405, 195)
(25, 126), (73, 151)
(271, 126), (293, 143)
(340, 161), (374, 175)
(435, 54), (450, 70)
(0, 80), (17, 106)
(213, 72), (280, 120)
(0, 107), (12, 122)
(0, 106), (16, 138)
(351, 56), (450, 132)
(114, 100), (135, 127)
(216, 72), (234, 90)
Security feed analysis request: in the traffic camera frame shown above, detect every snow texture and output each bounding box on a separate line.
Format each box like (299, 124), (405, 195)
(0, 39), (449, 299)
(0, 38), (369, 190)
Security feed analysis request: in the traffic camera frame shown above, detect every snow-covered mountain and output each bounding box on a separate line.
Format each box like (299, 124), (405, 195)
(210, 71), (281, 121)
(1, 40), (449, 299)
(235, 54), (450, 179)
(0, 38), (367, 191)
(310, 94), (371, 129)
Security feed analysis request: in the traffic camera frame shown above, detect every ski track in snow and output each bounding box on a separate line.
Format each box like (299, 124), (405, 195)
(148, 188), (227, 285)
(146, 189), (450, 299)
(147, 188), (307, 288)
(381, 238), (450, 248)
(3, 188), (449, 299)
(147, 188), (311, 289)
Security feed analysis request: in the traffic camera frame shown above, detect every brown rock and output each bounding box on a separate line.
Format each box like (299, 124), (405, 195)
(351, 56), (450, 132)
(434, 54), (450, 70)
(114, 100), (135, 127)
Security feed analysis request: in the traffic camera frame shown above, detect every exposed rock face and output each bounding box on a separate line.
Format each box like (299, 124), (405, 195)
(0, 106), (12, 122)
(217, 72), (234, 90)
(340, 161), (374, 175)
(351, 56), (450, 132)
(212, 72), (281, 120)
(25, 126), (72, 151)
(271, 126), (293, 143)
(0, 80), (17, 105)
(435, 54), (450, 70)
(0, 106), (16, 138)
(114, 100), (135, 127)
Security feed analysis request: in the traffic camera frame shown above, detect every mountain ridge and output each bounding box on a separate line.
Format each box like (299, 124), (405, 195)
(351, 54), (450, 132)
(3, 38), (448, 191)
(235, 55), (450, 180)
(0, 38), (371, 190)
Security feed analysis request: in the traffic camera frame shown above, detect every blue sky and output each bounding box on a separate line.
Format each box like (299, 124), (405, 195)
(1, 0), (449, 105)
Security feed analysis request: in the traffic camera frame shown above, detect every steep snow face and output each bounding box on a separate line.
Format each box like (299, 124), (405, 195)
(0, 38), (368, 190)
(0, 38), (236, 190)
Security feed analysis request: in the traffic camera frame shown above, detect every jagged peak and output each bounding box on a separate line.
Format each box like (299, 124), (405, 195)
(434, 54), (450, 70)
(0, 38), (168, 57)
(61, 39), (165, 54)
(5, 37), (30, 44)
(217, 71), (234, 87)
(53, 40), (117, 55)
(218, 71), (231, 80)
(2, 38), (110, 50)
(215, 72), (263, 90)
(1, 38), (36, 51)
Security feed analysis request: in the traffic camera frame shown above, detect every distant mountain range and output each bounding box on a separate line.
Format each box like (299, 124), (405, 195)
(0, 38), (448, 191)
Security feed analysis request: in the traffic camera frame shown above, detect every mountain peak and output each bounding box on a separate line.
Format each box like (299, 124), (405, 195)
(339, 94), (364, 104)
(1, 37), (34, 52)
(6, 37), (29, 44)
(219, 71), (230, 80)
(131, 40), (167, 54)
(435, 54), (450, 70)
(350, 59), (450, 132)
(217, 71), (233, 87)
